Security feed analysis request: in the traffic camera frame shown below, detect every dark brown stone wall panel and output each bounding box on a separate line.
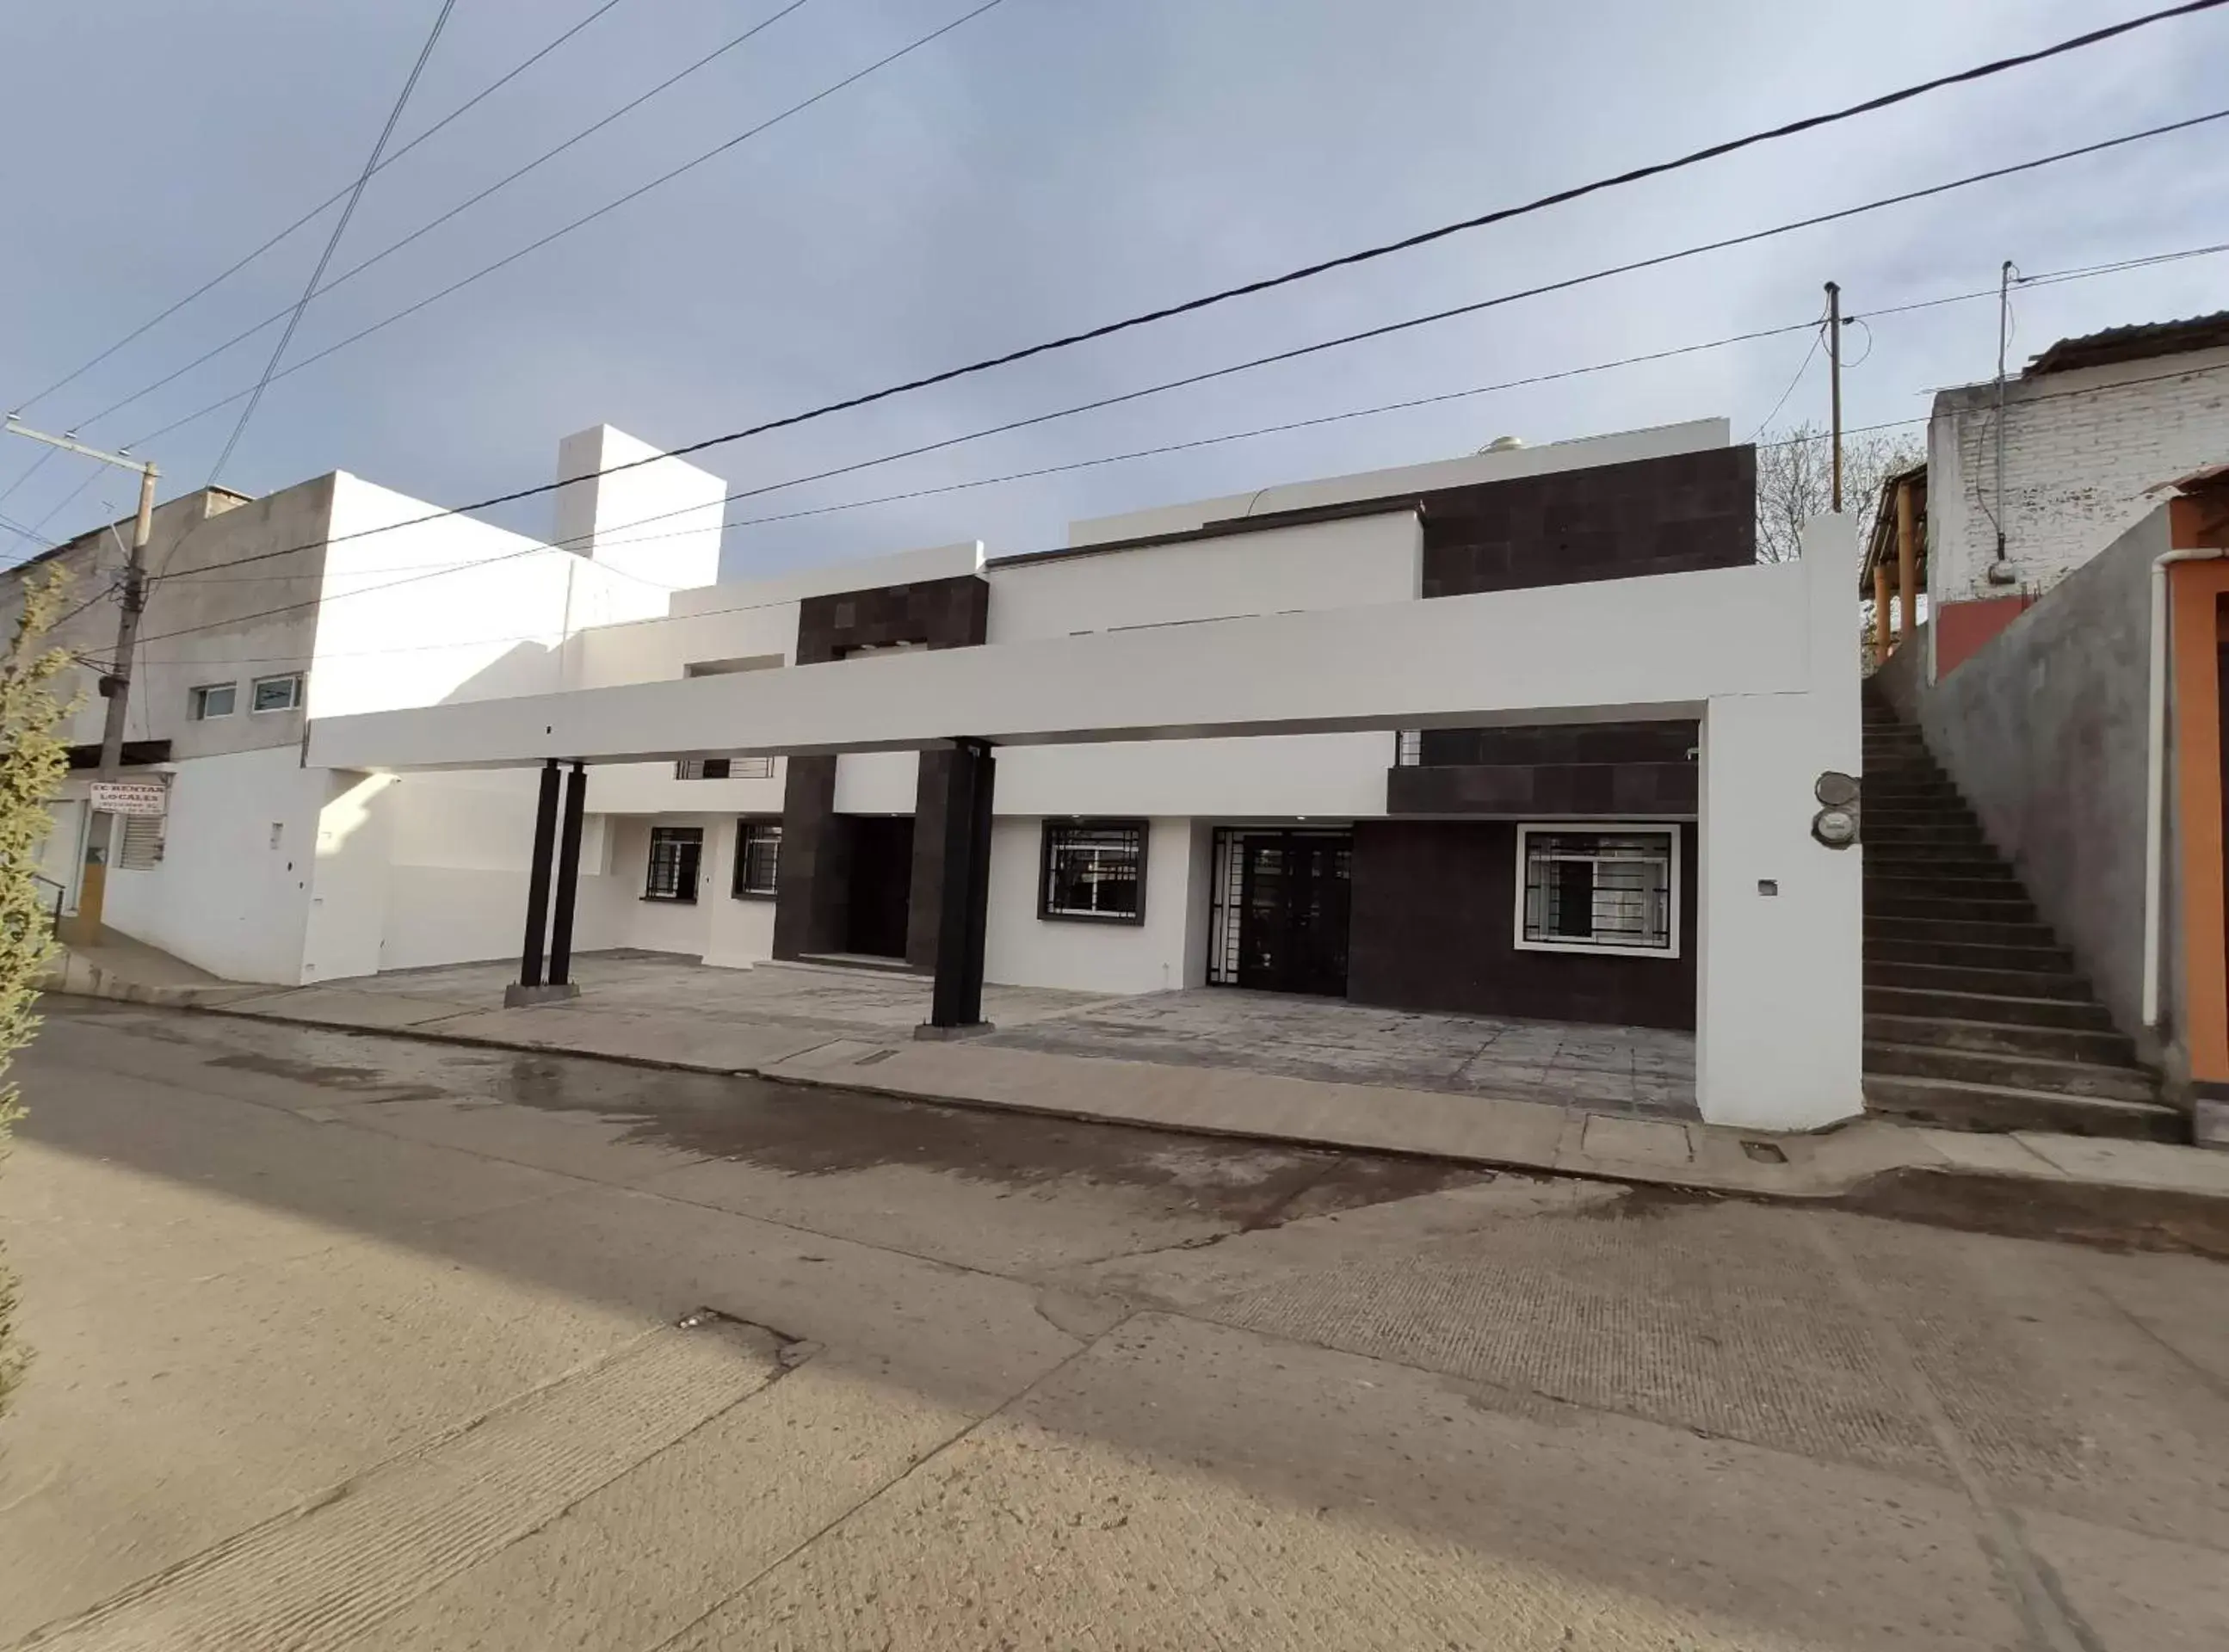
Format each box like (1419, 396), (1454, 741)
(773, 755), (846, 958)
(1386, 761), (1697, 817)
(794, 574), (989, 664)
(1418, 447), (1754, 597)
(1346, 819), (1697, 1030)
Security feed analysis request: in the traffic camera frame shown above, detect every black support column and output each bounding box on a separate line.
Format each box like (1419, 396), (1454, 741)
(547, 762), (588, 988)
(922, 738), (995, 1035)
(517, 759), (561, 989)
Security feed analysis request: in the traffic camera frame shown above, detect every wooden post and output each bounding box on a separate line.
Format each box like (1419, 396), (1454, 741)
(1895, 479), (1918, 642)
(1874, 562), (1892, 656)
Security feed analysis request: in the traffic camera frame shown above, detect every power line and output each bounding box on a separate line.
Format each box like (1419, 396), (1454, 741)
(76, 0), (819, 435)
(120, 0), (1012, 454)
(127, 0), (2229, 577)
(207, 0), (461, 485)
(1745, 317), (1826, 444)
(9, 0), (636, 418)
(124, 307), (2229, 658)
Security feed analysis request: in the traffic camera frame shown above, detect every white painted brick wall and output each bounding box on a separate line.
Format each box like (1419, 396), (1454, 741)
(1928, 346), (2229, 608)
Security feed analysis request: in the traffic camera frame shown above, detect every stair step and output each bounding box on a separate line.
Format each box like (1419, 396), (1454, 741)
(1862, 804), (1981, 825)
(1863, 1039), (2157, 1101)
(1864, 960), (2091, 1000)
(1869, 937), (2072, 971)
(1867, 894), (2039, 923)
(1866, 872), (2028, 900)
(1863, 841), (2014, 864)
(1864, 985), (2117, 1030)
(1867, 915), (2059, 946)
(1864, 1013), (2137, 1066)
(1862, 1073), (2182, 1141)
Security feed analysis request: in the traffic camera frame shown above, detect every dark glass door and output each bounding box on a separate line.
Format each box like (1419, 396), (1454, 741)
(1236, 832), (1352, 996)
(845, 817), (915, 959)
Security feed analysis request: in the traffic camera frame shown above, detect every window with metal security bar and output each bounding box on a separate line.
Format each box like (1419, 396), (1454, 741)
(1040, 820), (1145, 923)
(644, 826), (702, 903)
(1516, 825), (1678, 958)
(675, 757), (775, 780)
(118, 814), (164, 871)
(732, 820), (781, 897)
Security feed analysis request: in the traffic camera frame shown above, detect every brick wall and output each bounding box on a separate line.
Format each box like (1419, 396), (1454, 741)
(1930, 347), (2229, 608)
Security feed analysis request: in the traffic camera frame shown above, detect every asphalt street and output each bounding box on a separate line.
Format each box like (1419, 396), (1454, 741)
(3, 1000), (2226, 1650)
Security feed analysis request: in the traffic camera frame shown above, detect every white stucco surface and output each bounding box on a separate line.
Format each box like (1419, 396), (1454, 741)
(984, 817), (1205, 996)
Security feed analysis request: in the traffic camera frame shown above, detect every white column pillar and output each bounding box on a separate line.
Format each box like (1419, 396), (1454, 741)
(1695, 515), (1864, 1131)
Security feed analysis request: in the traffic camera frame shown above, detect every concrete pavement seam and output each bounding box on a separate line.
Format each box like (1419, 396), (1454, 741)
(639, 1309), (1139, 1652)
(1806, 1221), (2106, 1652)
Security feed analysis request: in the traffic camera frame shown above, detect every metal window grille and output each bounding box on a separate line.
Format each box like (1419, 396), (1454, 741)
(645, 826), (702, 902)
(733, 821), (781, 897)
(676, 756), (775, 780)
(1519, 829), (1673, 953)
(118, 814), (164, 870)
(1394, 730), (1422, 766)
(1040, 820), (1145, 921)
(1207, 828), (1244, 984)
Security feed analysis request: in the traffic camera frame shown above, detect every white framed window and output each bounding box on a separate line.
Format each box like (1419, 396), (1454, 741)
(1515, 824), (1679, 959)
(188, 681), (237, 719)
(250, 672), (304, 713)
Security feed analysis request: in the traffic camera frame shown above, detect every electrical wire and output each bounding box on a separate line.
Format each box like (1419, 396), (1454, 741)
(0, 447), (57, 509)
(1745, 317), (1825, 443)
(120, 0), (1012, 455)
(123, 328), (2229, 660)
(9, 0), (637, 418)
(206, 0), (461, 485)
(75, 0), (820, 435)
(147, 101), (2229, 595)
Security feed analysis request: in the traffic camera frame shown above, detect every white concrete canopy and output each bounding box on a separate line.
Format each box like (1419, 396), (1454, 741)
(308, 514), (1863, 1135)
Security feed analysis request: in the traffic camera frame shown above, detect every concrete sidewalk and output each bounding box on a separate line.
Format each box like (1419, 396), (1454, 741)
(43, 946), (2229, 1217)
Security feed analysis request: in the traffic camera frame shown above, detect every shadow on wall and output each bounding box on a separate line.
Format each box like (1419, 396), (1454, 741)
(1869, 509), (2164, 1063)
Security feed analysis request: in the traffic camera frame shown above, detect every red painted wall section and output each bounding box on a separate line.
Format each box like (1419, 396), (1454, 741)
(1934, 595), (2035, 678)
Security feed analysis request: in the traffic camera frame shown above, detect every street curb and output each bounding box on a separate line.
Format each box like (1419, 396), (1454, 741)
(59, 986), (2229, 1251)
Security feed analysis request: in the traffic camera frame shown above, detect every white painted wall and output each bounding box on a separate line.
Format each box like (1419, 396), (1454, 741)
(102, 745), (327, 984)
(1695, 515), (1863, 1131)
(554, 425), (724, 593)
(1068, 419), (1726, 545)
(836, 751), (920, 814)
(985, 816), (1204, 995)
(1927, 349), (2229, 610)
(997, 735), (1389, 818)
(989, 511), (1420, 640)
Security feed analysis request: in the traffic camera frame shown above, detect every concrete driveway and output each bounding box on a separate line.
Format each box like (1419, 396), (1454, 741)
(4, 1000), (2225, 1649)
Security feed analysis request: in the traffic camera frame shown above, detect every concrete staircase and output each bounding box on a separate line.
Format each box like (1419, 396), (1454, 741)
(1861, 687), (2182, 1141)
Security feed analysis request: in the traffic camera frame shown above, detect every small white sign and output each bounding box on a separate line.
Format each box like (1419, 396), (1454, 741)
(90, 780), (168, 817)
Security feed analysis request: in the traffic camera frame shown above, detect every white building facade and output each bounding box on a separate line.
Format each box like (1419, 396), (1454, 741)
(16, 416), (1863, 1131)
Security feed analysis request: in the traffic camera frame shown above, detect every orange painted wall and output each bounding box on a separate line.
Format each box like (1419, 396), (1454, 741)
(2168, 485), (2229, 1089)
(1933, 595), (2034, 679)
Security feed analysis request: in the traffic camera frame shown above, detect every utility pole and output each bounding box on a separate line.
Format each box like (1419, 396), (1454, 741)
(3, 419), (158, 779)
(1825, 281), (1843, 514)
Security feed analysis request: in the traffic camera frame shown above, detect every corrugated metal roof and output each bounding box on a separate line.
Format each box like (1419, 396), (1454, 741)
(2025, 311), (2229, 377)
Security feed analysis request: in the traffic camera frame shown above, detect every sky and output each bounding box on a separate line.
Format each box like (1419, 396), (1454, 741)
(2, 0), (2226, 584)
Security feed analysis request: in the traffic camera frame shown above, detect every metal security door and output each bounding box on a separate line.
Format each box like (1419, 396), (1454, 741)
(1234, 831), (1351, 996)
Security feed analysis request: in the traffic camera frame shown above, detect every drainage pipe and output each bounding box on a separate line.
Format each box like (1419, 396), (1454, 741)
(2143, 546), (2229, 1028)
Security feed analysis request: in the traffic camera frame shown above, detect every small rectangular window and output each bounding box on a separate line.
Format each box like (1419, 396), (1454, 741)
(188, 681), (237, 719)
(250, 672), (303, 712)
(645, 826), (702, 903)
(1516, 825), (1678, 958)
(118, 814), (164, 870)
(732, 820), (781, 897)
(1040, 819), (1146, 923)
